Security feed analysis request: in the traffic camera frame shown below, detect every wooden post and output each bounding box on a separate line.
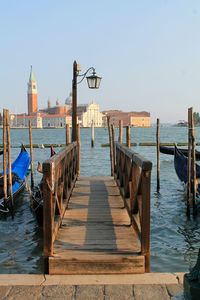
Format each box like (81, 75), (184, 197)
(141, 170), (151, 272)
(187, 107), (197, 215)
(126, 125), (131, 148)
(111, 124), (116, 172)
(77, 123), (80, 177)
(190, 109), (197, 214)
(107, 116), (114, 176)
(29, 121), (34, 189)
(6, 110), (13, 208)
(91, 121), (94, 148)
(118, 120), (123, 144)
(3, 109), (7, 200)
(66, 124), (70, 145)
(156, 118), (160, 192)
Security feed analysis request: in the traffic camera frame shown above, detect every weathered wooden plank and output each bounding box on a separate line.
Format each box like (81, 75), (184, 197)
(50, 176), (143, 274)
(49, 255), (144, 275)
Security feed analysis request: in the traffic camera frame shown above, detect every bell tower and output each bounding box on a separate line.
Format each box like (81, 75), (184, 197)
(27, 66), (38, 115)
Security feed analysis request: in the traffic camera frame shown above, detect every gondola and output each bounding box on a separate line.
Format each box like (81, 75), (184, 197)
(30, 146), (56, 225)
(174, 145), (200, 192)
(0, 145), (30, 214)
(160, 145), (200, 160)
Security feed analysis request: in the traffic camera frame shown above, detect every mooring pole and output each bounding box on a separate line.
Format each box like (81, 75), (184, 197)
(66, 124), (70, 145)
(91, 120), (94, 148)
(126, 125), (131, 148)
(77, 123), (80, 177)
(156, 118), (160, 192)
(187, 108), (192, 216)
(6, 110), (13, 208)
(3, 109), (7, 201)
(107, 116), (114, 176)
(119, 120), (123, 144)
(29, 121), (34, 189)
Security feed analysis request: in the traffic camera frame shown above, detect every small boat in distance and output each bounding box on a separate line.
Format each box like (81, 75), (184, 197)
(174, 146), (200, 193)
(160, 145), (200, 160)
(0, 145), (30, 214)
(175, 120), (188, 127)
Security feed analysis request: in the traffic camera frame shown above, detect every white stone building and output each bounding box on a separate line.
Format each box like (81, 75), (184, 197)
(81, 102), (103, 127)
(42, 114), (71, 128)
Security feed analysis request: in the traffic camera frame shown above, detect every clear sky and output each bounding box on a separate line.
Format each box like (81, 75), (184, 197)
(0, 0), (200, 123)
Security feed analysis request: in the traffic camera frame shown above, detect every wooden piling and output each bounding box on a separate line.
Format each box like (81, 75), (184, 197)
(29, 121), (34, 189)
(107, 116), (114, 176)
(191, 115), (197, 214)
(91, 121), (94, 148)
(77, 124), (80, 177)
(6, 110), (13, 207)
(187, 107), (197, 215)
(3, 109), (7, 200)
(156, 118), (160, 192)
(111, 124), (116, 171)
(66, 124), (70, 145)
(187, 109), (192, 207)
(126, 126), (131, 148)
(119, 120), (123, 144)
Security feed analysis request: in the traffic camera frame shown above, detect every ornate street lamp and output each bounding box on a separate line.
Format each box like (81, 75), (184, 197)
(72, 60), (102, 141)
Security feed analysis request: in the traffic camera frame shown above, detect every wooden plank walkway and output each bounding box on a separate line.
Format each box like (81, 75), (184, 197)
(49, 176), (144, 274)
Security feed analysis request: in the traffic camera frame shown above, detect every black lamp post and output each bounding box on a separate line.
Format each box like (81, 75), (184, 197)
(72, 60), (102, 142)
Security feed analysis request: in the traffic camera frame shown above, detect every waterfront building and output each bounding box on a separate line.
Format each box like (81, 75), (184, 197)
(10, 113), (43, 128)
(42, 114), (72, 128)
(27, 66), (38, 115)
(82, 102), (104, 127)
(102, 110), (151, 127)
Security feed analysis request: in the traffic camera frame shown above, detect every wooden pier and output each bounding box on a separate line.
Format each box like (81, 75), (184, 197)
(42, 141), (152, 275)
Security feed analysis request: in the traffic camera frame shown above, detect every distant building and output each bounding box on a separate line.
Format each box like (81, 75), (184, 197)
(102, 110), (151, 127)
(82, 102), (104, 127)
(27, 66), (38, 115)
(10, 113), (72, 128)
(10, 113), (43, 128)
(39, 99), (71, 115)
(42, 114), (71, 128)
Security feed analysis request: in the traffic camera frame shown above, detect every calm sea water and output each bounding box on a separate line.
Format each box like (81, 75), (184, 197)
(0, 126), (200, 273)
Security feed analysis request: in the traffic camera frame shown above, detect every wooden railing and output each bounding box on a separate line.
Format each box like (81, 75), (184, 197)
(114, 142), (152, 272)
(42, 142), (78, 262)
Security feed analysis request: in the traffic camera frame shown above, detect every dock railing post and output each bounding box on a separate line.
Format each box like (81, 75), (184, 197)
(141, 169), (151, 272)
(156, 118), (160, 192)
(43, 161), (54, 273)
